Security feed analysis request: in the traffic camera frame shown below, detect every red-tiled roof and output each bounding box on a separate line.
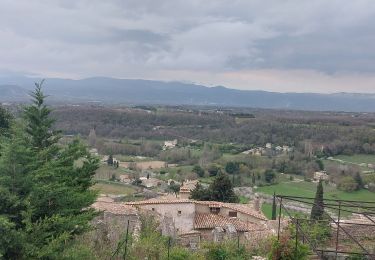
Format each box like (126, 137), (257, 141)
(194, 213), (262, 232)
(124, 199), (267, 221)
(125, 199), (192, 205)
(92, 201), (138, 215)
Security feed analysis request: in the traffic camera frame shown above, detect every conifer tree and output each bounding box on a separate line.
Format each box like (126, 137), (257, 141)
(310, 179), (324, 220)
(353, 172), (363, 189)
(0, 82), (99, 259)
(0, 106), (12, 137)
(271, 192), (277, 220)
(107, 154), (114, 166)
(209, 172), (239, 203)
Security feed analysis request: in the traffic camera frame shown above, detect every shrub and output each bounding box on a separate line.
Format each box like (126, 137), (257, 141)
(338, 176), (359, 192)
(207, 164), (220, 177)
(193, 165), (205, 177)
(268, 235), (309, 260)
(203, 241), (250, 260)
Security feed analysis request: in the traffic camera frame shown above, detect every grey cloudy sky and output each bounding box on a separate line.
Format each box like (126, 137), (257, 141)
(1, 0), (375, 93)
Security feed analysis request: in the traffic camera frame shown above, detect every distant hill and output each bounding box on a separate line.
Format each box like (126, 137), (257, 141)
(1, 76), (375, 112)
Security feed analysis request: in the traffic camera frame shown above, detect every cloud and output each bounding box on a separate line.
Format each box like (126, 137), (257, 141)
(0, 0), (375, 92)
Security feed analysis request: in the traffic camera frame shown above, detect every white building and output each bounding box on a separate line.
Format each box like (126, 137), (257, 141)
(163, 139), (178, 150)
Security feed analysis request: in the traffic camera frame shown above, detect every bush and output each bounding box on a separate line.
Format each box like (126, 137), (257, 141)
(203, 241), (250, 260)
(193, 165), (205, 177)
(207, 164), (220, 177)
(168, 247), (193, 260)
(338, 176), (359, 192)
(265, 169), (276, 183)
(268, 235), (309, 260)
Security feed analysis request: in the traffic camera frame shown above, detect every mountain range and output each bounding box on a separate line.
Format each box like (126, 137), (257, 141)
(1, 76), (375, 112)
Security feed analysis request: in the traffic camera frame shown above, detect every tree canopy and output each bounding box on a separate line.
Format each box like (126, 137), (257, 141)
(190, 172), (238, 203)
(0, 82), (99, 259)
(310, 180), (325, 220)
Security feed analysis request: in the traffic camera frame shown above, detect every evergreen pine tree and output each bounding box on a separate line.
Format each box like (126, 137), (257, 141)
(353, 172), (363, 189)
(0, 82), (99, 259)
(0, 106), (12, 137)
(310, 179), (325, 220)
(189, 183), (211, 201)
(209, 172), (239, 203)
(107, 154), (114, 166)
(252, 172), (256, 185)
(271, 192), (277, 220)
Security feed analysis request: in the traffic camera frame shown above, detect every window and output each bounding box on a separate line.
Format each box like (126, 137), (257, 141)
(177, 210), (182, 215)
(210, 207), (220, 214)
(152, 208), (155, 211)
(229, 211), (237, 218)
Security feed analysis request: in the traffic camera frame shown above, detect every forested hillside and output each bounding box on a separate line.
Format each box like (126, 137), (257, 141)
(51, 105), (375, 156)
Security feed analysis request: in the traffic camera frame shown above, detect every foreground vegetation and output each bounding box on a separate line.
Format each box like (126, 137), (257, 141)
(0, 84), (99, 259)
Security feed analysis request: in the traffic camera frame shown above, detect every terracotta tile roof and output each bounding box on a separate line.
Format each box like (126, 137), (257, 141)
(223, 203), (267, 221)
(180, 180), (198, 191)
(124, 199), (267, 221)
(125, 199), (192, 205)
(194, 201), (267, 221)
(92, 201), (138, 215)
(194, 213), (262, 232)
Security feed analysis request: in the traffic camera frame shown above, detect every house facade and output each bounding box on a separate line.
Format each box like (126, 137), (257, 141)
(125, 198), (270, 242)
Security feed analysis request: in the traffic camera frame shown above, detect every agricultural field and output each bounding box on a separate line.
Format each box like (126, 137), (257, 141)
(92, 181), (139, 195)
(261, 203), (307, 219)
(94, 165), (133, 180)
(255, 179), (375, 201)
(333, 154), (375, 165)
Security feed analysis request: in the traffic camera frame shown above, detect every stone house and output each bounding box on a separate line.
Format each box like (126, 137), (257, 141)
(125, 198), (270, 243)
(179, 179), (199, 199)
(91, 197), (141, 247)
(140, 177), (163, 188)
(163, 139), (178, 150)
(313, 171), (329, 182)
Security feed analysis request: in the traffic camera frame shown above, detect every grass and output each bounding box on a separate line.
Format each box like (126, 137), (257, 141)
(256, 180), (375, 201)
(92, 180), (138, 195)
(158, 165), (195, 181)
(334, 154), (375, 165)
(94, 165), (132, 180)
(261, 203), (306, 219)
(239, 196), (250, 204)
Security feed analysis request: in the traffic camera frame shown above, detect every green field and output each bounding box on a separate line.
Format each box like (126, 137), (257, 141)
(333, 154), (375, 165)
(92, 181), (138, 195)
(261, 203), (307, 219)
(95, 165), (133, 180)
(256, 181), (375, 201)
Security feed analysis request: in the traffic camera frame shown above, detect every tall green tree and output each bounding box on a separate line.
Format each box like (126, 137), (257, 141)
(225, 161), (239, 175)
(0, 82), (99, 259)
(310, 179), (325, 220)
(190, 183), (211, 201)
(271, 192), (277, 220)
(192, 165), (205, 177)
(107, 154), (114, 166)
(190, 172), (238, 203)
(210, 172), (238, 203)
(0, 106), (12, 137)
(353, 172), (363, 189)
